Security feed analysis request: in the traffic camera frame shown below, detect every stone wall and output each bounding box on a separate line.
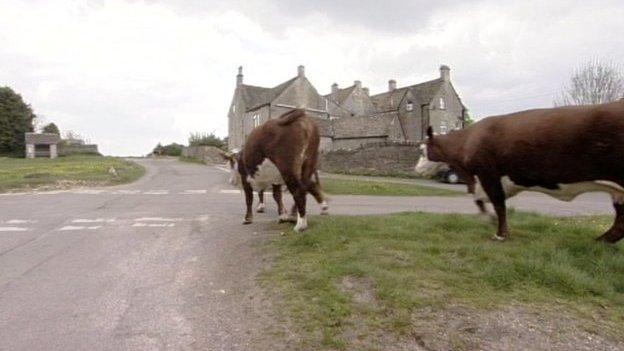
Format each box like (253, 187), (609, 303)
(182, 146), (225, 164)
(320, 141), (422, 177)
(58, 144), (100, 156)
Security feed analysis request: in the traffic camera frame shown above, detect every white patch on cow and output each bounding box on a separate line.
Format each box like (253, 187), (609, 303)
(473, 176), (624, 203)
(320, 201), (329, 215)
(414, 144), (449, 177)
(294, 213), (308, 232)
(246, 159), (284, 191)
(256, 202), (266, 212)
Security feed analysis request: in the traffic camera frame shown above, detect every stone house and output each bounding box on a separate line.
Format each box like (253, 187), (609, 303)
(227, 65), (467, 152)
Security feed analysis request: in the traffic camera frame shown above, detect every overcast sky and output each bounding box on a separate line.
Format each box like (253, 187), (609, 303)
(1, 0), (623, 155)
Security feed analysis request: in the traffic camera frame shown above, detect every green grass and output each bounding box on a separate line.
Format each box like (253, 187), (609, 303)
(263, 212), (624, 349)
(321, 178), (460, 196)
(0, 155), (145, 192)
(179, 155), (205, 164)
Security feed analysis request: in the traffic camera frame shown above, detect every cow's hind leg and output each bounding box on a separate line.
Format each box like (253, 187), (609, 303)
(256, 189), (266, 213)
(478, 174), (509, 241)
(307, 175), (329, 215)
(597, 201), (624, 243)
(273, 185), (294, 223)
(283, 176), (308, 232)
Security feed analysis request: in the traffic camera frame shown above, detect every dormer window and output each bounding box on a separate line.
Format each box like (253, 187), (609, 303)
(439, 97), (445, 109)
(406, 101), (413, 112)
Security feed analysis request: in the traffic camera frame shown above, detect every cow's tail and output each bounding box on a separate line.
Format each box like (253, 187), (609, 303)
(276, 108), (306, 126)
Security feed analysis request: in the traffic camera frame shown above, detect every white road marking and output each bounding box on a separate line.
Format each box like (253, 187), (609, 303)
(219, 189), (241, 194)
(181, 190), (208, 194)
(72, 218), (115, 223)
(132, 222), (175, 228)
(73, 189), (105, 194)
(134, 217), (182, 222)
(143, 190), (169, 195)
(0, 227), (29, 232)
(215, 166), (230, 173)
(112, 190), (141, 195)
(60, 225), (102, 231)
(5, 219), (38, 224)
(87, 226), (102, 230)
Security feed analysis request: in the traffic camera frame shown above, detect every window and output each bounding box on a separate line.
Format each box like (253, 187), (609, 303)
(253, 114), (260, 127)
(406, 101), (413, 112)
(439, 97), (445, 109)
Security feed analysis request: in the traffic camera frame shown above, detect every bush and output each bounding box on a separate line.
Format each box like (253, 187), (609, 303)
(188, 132), (227, 150)
(152, 142), (184, 156)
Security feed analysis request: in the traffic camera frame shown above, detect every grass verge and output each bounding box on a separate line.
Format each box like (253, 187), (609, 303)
(0, 155), (145, 192)
(321, 178), (460, 196)
(262, 212), (624, 349)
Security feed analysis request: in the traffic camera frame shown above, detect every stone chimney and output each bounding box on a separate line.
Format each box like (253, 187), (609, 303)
(388, 79), (397, 91)
(297, 65), (305, 78)
(354, 80), (362, 89)
(236, 66), (243, 86)
(363, 87), (369, 96)
(331, 83), (338, 96)
(440, 65), (450, 82)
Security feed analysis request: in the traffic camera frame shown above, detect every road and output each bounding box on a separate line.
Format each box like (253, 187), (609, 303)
(0, 159), (615, 350)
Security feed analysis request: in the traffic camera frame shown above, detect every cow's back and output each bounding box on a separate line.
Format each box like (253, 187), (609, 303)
(464, 101), (624, 186)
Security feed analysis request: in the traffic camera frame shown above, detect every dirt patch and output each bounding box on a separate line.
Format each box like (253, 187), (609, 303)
(411, 305), (624, 351)
(338, 276), (378, 306)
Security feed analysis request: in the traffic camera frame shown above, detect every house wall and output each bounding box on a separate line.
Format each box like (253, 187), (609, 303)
(397, 90), (422, 141)
(332, 137), (387, 151)
(242, 105), (270, 144)
(340, 86), (376, 116)
(227, 88), (246, 151)
(428, 82), (464, 135)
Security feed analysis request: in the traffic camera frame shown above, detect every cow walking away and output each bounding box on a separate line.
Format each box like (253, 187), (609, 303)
(417, 101), (624, 243)
(225, 109), (328, 232)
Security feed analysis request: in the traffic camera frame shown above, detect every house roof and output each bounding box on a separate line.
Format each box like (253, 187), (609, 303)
(25, 133), (60, 144)
(370, 78), (444, 111)
(240, 77), (297, 111)
(324, 85), (356, 105)
(332, 115), (395, 139)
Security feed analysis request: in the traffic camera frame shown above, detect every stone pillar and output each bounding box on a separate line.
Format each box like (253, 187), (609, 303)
(50, 144), (58, 159)
(26, 144), (35, 158)
(388, 79), (397, 91)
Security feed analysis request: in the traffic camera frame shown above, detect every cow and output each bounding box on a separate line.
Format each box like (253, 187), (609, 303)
(226, 108), (328, 232)
(222, 151), (328, 221)
(417, 100), (624, 243)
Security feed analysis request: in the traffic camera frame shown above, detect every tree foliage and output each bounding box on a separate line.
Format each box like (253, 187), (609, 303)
(188, 132), (227, 150)
(0, 86), (36, 156)
(554, 60), (624, 106)
(152, 142), (184, 156)
(42, 122), (60, 135)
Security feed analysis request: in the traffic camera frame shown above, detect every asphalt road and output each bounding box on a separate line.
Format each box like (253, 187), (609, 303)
(0, 159), (615, 350)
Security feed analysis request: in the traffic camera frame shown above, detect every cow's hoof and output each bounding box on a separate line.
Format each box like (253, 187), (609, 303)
(256, 204), (265, 213)
(491, 234), (507, 242)
(294, 215), (308, 232)
(243, 219), (252, 225)
(320, 202), (329, 215)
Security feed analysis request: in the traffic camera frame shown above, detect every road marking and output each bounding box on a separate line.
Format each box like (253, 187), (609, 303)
(143, 190), (169, 195)
(60, 225), (102, 231)
(215, 166), (230, 173)
(73, 189), (105, 194)
(0, 227), (29, 232)
(112, 190), (141, 194)
(72, 218), (115, 223)
(5, 219), (38, 224)
(219, 189), (241, 194)
(134, 217), (182, 222)
(181, 190), (208, 194)
(132, 222), (175, 228)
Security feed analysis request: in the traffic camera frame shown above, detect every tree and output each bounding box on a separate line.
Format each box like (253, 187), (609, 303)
(42, 122), (60, 135)
(554, 59), (624, 106)
(188, 132), (227, 150)
(152, 142), (183, 156)
(0, 87), (36, 156)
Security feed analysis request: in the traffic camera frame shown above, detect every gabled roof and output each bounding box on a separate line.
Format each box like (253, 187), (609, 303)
(370, 78), (444, 112)
(324, 85), (356, 105)
(240, 77), (297, 111)
(333, 115), (396, 139)
(25, 133), (60, 144)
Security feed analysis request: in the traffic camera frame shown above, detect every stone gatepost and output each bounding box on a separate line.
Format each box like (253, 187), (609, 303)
(50, 144), (58, 159)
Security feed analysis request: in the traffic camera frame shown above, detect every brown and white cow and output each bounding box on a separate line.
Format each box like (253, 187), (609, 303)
(418, 100), (624, 243)
(227, 109), (328, 232)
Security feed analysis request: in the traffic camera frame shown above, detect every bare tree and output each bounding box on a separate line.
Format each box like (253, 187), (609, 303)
(554, 59), (624, 106)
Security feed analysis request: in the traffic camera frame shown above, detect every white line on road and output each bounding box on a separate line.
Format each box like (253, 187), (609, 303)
(112, 190), (141, 194)
(59, 225), (102, 231)
(143, 190), (170, 195)
(0, 227), (29, 232)
(219, 189), (241, 194)
(215, 166), (230, 173)
(181, 190), (208, 194)
(132, 222), (175, 228)
(134, 217), (182, 222)
(72, 218), (115, 223)
(4, 219), (38, 224)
